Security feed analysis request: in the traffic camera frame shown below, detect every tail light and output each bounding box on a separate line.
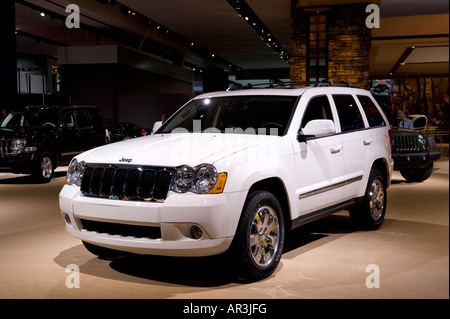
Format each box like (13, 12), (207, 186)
(388, 129), (392, 147)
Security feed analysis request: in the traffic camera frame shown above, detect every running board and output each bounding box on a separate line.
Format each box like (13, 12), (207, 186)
(290, 197), (363, 230)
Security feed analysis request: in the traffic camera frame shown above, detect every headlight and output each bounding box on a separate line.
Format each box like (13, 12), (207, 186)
(171, 165), (195, 193)
(171, 164), (227, 194)
(418, 134), (427, 150)
(195, 164), (219, 193)
(10, 138), (26, 154)
(418, 134), (425, 145)
(66, 158), (86, 186)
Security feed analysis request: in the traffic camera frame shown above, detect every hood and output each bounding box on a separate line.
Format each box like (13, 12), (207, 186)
(0, 126), (43, 139)
(77, 133), (278, 167)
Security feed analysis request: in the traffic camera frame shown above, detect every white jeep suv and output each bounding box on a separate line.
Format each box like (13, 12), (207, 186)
(59, 84), (393, 281)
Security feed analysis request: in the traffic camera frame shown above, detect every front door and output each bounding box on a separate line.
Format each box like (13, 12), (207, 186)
(292, 93), (345, 218)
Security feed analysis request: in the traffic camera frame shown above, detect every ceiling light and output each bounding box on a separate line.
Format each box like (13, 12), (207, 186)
(40, 12), (45, 17)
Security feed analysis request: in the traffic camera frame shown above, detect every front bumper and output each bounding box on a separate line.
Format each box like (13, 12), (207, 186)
(392, 151), (441, 170)
(0, 153), (34, 173)
(59, 184), (248, 257)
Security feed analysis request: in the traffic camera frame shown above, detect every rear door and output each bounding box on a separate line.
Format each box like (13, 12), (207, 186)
(58, 111), (81, 162)
(331, 94), (372, 200)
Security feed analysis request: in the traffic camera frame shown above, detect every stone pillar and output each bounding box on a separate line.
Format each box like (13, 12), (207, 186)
(290, 1), (371, 89)
(290, 0), (308, 84)
(327, 4), (371, 89)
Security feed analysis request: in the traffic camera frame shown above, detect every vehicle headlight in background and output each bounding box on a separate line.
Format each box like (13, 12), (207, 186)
(418, 134), (425, 144)
(10, 138), (26, 154)
(66, 158), (86, 186)
(171, 163), (227, 194)
(418, 134), (426, 150)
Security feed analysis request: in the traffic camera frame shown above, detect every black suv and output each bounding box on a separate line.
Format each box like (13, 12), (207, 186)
(0, 105), (106, 182)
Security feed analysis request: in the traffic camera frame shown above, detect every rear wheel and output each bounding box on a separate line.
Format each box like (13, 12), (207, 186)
(350, 169), (386, 230)
(230, 190), (285, 281)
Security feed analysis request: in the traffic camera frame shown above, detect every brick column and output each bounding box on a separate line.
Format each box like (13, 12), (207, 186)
(327, 4), (371, 89)
(290, 0), (308, 84)
(290, 1), (371, 89)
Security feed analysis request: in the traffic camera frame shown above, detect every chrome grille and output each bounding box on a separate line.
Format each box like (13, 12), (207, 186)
(0, 139), (11, 157)
(80, 164), (173, 202)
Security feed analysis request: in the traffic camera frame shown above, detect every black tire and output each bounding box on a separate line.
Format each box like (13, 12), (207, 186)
(349, 169), (386, 230)
(31, 151), (54, 183)
(400, 162), (433, 182)
(82, 241), (127, 260)
(230, 190), (285, 281)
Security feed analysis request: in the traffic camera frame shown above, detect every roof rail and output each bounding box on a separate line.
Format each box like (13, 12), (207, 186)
(313, 80), (360, 88)
(227, 79), (360, 90)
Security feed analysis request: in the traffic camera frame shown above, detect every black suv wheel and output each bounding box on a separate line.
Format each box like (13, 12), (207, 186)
(32, 151), (55, 183)
(400, 162), (434, 182)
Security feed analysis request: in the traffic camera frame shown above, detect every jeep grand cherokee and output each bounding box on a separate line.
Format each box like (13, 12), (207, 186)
(60, 85), (393, 281)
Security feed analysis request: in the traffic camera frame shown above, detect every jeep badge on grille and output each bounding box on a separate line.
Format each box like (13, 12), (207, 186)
(119, 157), (132, 163)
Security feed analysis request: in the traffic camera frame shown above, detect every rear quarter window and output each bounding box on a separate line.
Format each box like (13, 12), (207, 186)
(357, 95), (386, 127)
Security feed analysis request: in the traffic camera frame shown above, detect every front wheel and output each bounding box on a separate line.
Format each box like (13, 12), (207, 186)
(230, 190), (285, 281)
(400, 162), (433, 182)
(350, 169), (387, 230)
(31, 152), (55, 183)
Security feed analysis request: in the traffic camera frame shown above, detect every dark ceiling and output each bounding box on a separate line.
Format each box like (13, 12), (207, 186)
(14, 0), (450, 80)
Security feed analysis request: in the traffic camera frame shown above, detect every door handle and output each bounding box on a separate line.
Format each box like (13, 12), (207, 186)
(330, 145), (343, 154)
(363, 139), (372, 145)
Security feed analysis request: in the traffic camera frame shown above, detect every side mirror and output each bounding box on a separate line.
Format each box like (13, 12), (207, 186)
(298, 119), (335, 142)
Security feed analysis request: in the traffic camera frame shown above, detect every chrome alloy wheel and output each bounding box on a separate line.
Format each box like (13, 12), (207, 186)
(40, 155), (53, 179)
(249, 206), (280, 267)
(369, 177), (385, 221)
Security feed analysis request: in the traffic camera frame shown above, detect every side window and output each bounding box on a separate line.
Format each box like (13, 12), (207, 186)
(357, 95), (386, 127)
(301, 95), (334, 129)
(75, 111), (91, 129)
(332, 94), (364, 132)
(89, 109), (104, 128)
(64, 112), (76, 129)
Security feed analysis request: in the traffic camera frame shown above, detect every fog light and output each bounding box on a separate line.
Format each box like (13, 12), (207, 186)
(191, 225), (203, 239)
(64, 213), (72, 225)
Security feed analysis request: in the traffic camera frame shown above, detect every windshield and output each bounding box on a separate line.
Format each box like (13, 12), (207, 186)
(1, 111), (60, 128)
(159, 95), (298, 136)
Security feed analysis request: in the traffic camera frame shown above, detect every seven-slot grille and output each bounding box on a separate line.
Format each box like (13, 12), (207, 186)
(80, 164), (173, 202)
(392, 134), (421, 152)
